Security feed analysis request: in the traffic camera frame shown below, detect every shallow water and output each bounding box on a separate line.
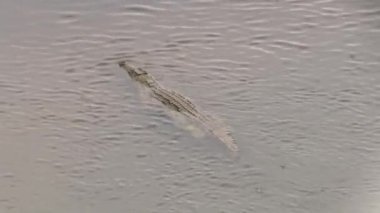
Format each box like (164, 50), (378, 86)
(0, 0), (379, 212)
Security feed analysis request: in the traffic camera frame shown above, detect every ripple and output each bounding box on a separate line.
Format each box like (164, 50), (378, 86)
(120, 4), (166, 15)
(57, 11), (80, 24)
(271, 40), (310, 50)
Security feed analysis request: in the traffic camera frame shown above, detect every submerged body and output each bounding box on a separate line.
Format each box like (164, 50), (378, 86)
(118, 61), (238, 152)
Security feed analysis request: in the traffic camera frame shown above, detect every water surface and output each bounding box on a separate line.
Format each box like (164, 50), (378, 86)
(0, 0), (379, 212)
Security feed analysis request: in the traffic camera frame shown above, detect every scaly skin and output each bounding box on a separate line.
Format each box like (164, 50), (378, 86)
(118, 61), (238, 152)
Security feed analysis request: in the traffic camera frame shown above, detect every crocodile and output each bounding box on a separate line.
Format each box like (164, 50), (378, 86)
(118, 61), (238, 152)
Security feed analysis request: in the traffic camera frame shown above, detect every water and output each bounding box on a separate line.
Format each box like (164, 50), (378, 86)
(0, 0), (379, 212)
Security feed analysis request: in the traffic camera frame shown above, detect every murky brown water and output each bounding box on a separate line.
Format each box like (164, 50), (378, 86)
(1, 0), (379, 212)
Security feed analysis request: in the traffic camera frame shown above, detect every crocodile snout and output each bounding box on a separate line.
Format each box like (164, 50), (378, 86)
(118, 61), (126, 67)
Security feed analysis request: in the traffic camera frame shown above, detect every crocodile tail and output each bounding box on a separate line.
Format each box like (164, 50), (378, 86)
(197, 114), (239, 152)
(210, 122), (238, 152)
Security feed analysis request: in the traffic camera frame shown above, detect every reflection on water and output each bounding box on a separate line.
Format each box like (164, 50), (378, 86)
(0, 0), (379, 212)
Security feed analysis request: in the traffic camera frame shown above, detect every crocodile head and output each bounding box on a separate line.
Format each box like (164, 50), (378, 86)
(118, 61), (155, 88)
(118, 61), (145, 76)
